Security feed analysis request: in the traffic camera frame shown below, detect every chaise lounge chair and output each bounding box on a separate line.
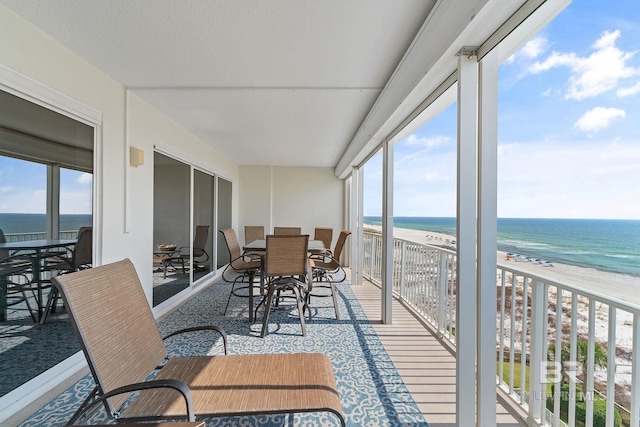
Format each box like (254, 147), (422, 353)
(53, 258), (345, 426)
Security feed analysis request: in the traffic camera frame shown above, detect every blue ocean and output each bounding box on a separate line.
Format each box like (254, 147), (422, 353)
(363, 216), (640, 277)
(0, 213), (92, 235)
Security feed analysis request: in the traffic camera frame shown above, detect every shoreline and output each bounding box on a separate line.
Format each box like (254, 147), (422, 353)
(364, 224), (640, 307)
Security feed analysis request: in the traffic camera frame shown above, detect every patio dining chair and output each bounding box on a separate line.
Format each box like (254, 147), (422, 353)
(40, 226), (92, 324)
(273, 226), (301, 235)
(53, 258), (345, 426)
(0, 253), (36, 322)
(313, 227), (333, 253)
(309, 230), (351, 320)
(220, 228), (262, 320)
(256, 234), (312, 337)
(244, 225), (265, 244)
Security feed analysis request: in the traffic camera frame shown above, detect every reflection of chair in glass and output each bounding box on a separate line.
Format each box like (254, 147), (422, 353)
(220, 228), (261, 320)
(42, 226), (93, 323)
(273, 226), (301, 235)
(309, 230), (351, 320)
(54, 258), (344, 426)
(1, 253), (36, 322)
(257, 234), (312, 337)
(166, 225), (210, 276)
(1, 229), (36, 322)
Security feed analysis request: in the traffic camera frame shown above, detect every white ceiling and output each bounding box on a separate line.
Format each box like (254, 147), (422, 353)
(1, 0), (439, 167)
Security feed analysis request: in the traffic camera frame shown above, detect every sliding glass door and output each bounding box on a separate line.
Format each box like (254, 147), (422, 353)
(152, 152), (232, 306)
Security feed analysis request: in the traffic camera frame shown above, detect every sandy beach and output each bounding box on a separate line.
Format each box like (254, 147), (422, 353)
(364, 224), (640, 393)
(366, 224), (640, 306)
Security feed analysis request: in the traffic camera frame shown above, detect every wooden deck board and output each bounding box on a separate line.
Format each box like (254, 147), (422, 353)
(350, 276), (526, 426)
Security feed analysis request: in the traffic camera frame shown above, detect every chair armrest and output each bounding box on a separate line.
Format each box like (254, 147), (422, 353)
(163, 325), (228, 355)
(65, 379), (195, 425)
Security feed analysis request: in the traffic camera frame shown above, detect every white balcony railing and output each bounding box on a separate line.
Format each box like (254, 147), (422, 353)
(3, 230), (80, 242)
(362, 231), (639, 427)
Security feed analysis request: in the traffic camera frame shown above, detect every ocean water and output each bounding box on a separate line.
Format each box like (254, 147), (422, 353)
(364, 216), (640, 277)
(0, 213), (92, 235)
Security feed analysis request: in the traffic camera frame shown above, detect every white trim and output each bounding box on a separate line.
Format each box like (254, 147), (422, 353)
(456, 51), (478, 426)
(0, 64), (103, 424)
(0, 64), (101, 125)
(381, 140), (393, 324)
(477, 47), (498, 427)
(153, 141), (233, 184)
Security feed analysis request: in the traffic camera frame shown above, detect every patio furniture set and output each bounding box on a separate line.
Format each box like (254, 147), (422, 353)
(44, 225), (351, 425)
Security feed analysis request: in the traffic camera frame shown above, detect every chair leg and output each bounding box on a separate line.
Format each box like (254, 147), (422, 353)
(260, 286), (276, 338)
(330, 281), (340, 320)
(223, 280), (237, 316)
(40, 286), (58, 324)
(291, 285), (306, 336)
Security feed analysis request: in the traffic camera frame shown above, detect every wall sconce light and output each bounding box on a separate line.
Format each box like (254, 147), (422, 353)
(130, 146), (144, 167)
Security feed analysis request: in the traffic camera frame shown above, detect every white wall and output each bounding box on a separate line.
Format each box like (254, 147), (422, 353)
(0, 4), (239, 295)
(0, 7), (241, 423)
(239, 165), (345, 249)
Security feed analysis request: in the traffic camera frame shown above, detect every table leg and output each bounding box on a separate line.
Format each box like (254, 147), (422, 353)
(33, 253), (43, 322)
(248, 271), (255, 322)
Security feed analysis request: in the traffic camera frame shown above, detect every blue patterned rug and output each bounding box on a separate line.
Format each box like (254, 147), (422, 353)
(20, 279), (428, 426)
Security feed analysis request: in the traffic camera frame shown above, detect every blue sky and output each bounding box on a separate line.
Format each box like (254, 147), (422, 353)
(1, 1), (639, 220)
(366, 0), (640, 220)
(0, 157), (92, 214)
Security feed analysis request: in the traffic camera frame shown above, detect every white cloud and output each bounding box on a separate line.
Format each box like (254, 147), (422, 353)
(528, 30), (640, 100)
(506, 36), (548, 64)
(422, 171), (449, 182)
(497, 139), (640, 219)
(574, 107), (625, 132)
(404, 134), (450, 149)
(521, 36), (548, 59)
(617, 81), (640, 97)
(0, 185), (13, 194)
(76, 173), (93, 185)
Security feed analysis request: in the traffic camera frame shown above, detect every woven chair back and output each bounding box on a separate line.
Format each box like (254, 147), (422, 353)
(273, 227), (301, 236)
(52, 259), (167, 413)
(220, 228), (242, 259)
(0, 229), (8, 259)
(333, 230), (351, 261)
(244, 225), (265, 244)
(313, 227), (333, 250)
(265, 234), (308, 277)
(73, 226), (93, 268)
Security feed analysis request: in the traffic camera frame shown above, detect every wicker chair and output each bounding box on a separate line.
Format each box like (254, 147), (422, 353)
(0, 253), (36, 322)
(309, 230), (351, 320)
(40, 226), (92, 324)
(220, 228), (262, 321)
(256, 234), (312, 337)
(273, 226), (301, 235)
(244, 225), (265, 244)
(0, 228), (38, 321)
(53, 259), (345, 426)
(313, 227), (333, 258)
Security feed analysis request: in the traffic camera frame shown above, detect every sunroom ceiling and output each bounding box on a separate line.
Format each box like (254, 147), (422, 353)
(1, 0), (531, 170)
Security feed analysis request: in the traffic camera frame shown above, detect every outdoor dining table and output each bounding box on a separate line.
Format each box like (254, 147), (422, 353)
(0, 239), (76, 322)
(242, 239), (325, 322)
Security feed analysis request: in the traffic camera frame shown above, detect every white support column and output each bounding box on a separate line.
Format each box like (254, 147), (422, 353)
(456, 48), (479, 427)
(381, 139), (394, 324)
(529, 280), (545, 423)
(350, 167), (363, 286)
(477, 48), (498, 427)
(357, 167), (364, 286)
